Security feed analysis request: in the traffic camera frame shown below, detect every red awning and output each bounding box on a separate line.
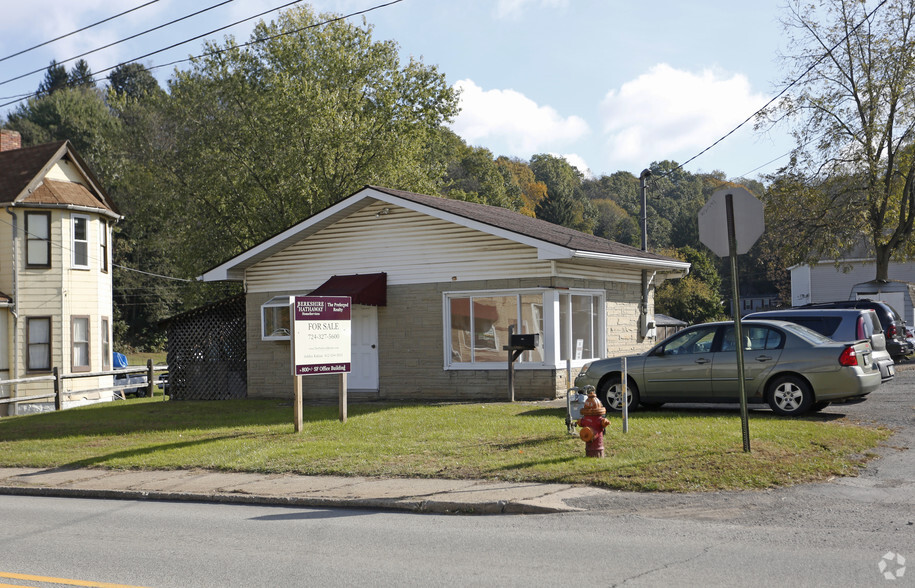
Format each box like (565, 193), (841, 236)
(309, 273), (387, 306)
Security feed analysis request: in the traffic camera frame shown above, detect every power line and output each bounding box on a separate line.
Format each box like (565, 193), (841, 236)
(0, 0), (160, 64)
(0, 0), (405, 110)
(0, 0), (237, 88)
(658, 0), (889, 179)
(114, 264), (192, 282)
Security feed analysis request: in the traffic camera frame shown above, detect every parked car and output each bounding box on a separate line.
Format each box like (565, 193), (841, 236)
(800, 299), (911, 362)
(574, 320), (881, 416)
(744, 308), (895, 382)
(113, 351), (148, 397)
(906, 327), (915, 354)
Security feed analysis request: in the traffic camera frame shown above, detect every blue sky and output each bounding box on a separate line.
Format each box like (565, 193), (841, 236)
(0, 0), (797, 180)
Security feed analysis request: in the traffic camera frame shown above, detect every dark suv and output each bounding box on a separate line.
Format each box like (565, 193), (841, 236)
(801, 299), (910, 361)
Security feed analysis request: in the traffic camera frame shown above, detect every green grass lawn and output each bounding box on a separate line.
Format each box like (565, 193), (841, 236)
(0, 398), (890, 492)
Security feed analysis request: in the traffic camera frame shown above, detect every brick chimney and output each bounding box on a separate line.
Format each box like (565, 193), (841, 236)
(1, 129), (22, 152)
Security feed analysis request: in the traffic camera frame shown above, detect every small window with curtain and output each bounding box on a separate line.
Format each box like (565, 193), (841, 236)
(27, 317), (51, 372)
(72, 316), (90, 372)
(101, 317), (110, 370)
(72, 214), (89, 269)
(25, 211), (51, 268)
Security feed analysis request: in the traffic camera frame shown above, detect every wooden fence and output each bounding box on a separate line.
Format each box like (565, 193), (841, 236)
(0, 360), (168, 411)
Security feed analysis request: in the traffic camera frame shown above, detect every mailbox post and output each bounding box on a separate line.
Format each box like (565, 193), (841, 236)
(503, 325), (539, 402)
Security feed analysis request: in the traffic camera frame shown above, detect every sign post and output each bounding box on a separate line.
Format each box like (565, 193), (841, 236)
(291, 296), (352, 428)
(699, 187), (764, 453)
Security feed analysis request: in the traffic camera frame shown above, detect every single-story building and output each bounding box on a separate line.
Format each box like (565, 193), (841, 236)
(791, 250), (915, 324)
(198, 186), (689, 402)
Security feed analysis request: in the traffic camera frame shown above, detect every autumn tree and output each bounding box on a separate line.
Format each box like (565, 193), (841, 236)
(759, 0), (915, 280)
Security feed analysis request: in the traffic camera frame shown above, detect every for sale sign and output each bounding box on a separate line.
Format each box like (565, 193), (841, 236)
(291, 296), (351, 376)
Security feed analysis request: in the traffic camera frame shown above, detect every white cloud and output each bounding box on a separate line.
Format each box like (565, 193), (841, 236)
(556, 153), (592, 179)
(599, 64), (768, 170)
(451, 79), (589, 156)
(494, 0), (569, 19)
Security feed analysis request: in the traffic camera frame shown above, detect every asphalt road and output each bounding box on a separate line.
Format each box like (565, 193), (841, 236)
(1, 367), (911, 587)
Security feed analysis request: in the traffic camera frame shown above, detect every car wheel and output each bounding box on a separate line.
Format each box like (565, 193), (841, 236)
(598, 375), (640, 412)
(767, 375), (813, 416)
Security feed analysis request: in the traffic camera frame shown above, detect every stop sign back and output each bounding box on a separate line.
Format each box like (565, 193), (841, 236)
(698, 186), (764, 257)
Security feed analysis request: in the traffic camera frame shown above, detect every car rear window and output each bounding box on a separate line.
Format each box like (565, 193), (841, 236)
(778, 322), (835, 345)
(777, 316), (841, 338)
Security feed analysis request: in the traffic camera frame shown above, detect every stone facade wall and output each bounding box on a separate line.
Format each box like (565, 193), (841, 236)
(245, 276), (656, 402)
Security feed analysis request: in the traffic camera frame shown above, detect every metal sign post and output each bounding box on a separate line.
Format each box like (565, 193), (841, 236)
(699, 186), (764, 453)
(726, 195), (751, 453)
(622, 357), (629, 433)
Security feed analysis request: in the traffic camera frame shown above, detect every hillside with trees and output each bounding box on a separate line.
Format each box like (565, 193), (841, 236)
(2, 4), (787, 349)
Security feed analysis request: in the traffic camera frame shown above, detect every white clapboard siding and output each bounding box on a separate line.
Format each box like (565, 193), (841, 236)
(245, 203), (553, 292)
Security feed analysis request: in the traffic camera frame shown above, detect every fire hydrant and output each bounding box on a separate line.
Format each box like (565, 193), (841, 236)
(576, 389), (610, 457)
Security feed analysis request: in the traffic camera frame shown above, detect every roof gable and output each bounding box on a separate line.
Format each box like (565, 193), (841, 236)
(0, 140), (119, 215)
(200, 185), (689, 282)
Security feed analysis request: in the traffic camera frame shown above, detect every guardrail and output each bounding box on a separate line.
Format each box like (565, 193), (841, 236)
(0, 359), (168, 410)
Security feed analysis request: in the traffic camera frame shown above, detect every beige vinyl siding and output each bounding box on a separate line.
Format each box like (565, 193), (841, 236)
(11, 209), (114, 402)
(245, 202), (553, 292)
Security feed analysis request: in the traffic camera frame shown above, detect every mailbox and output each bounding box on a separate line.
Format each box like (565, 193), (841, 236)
(509, 333), (539, 350)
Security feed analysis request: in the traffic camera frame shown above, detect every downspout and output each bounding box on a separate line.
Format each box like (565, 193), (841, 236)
(639, 169), (652, 340)
(7, 208), (19, 394)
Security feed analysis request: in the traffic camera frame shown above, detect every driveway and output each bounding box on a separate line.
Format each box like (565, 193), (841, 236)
(566, 363), (915, 534)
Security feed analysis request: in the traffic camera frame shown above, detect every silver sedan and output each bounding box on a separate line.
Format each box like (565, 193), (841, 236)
(573, 319), (882, 416)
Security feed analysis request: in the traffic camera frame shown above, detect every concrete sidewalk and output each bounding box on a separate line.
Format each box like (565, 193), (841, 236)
(0, 467), (613, 514)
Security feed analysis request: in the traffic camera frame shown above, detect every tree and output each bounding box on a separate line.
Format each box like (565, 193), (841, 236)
(108, 62), (162, 100)
(37, 60), (68, 96)
(138, 5), (458, 276)
(68, 59), (95, 88)
(496, 156), (547, 217)
(530, 153), (595, 232)
(4, 86), (119, 173)
(655, 246), (725, 324)
(759, 0), (915, 280)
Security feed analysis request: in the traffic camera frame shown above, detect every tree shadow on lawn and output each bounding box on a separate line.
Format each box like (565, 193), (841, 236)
(16, 434), (248, 471)
(0, 399), (407, 442)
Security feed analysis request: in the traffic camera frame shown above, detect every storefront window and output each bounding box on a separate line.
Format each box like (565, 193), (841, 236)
(446, 289), (600, 368)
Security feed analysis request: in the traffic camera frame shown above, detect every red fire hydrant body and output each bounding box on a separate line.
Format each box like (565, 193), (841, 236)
(577, 390), (610, 457)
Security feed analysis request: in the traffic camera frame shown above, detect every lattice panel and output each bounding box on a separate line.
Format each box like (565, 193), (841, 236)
(166, 295), (247, 400)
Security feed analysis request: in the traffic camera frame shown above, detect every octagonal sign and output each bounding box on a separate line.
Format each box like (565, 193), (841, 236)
(698, 186), (764, 257)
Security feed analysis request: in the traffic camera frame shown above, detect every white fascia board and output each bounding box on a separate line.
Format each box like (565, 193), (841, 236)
(572, 250), (691, 274)
(197, 194), (373, 282)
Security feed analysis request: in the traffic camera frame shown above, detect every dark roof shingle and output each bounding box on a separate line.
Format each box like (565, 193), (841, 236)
(369, 185), (677, 262)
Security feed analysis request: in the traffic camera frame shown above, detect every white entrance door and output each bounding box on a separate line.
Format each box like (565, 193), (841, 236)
(349, 305), (379, 390)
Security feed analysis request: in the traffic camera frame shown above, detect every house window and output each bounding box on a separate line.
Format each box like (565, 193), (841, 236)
(72, 214), (89, 269)
(99, 221), (109, 273)
(25, 211), (51, 268)
(446, 290), (551, 367)
(101, 318), (110, 370)
(261, 296), (294, 340)
(72, 316), (90, 372)
(26, 317), (51, 372)
(559, 293), (602, 361)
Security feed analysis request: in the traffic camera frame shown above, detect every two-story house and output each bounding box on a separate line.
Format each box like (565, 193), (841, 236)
(0, 130), (120, 415)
